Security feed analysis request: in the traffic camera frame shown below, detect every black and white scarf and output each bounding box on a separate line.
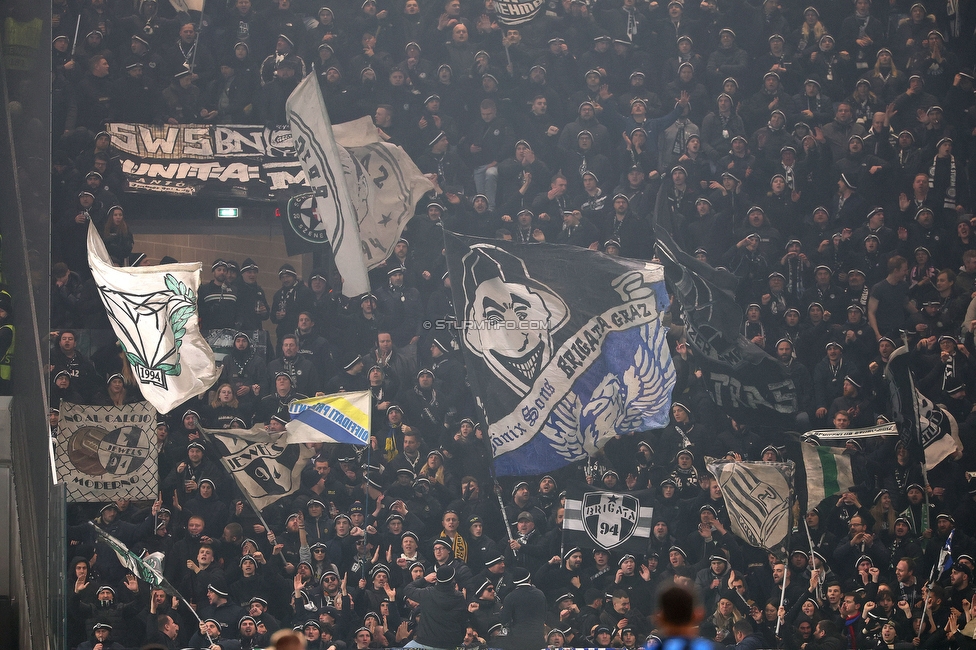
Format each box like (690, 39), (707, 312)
(929, 154), (957, 209)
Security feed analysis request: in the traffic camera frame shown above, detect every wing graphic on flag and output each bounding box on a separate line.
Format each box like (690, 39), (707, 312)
(445, 233), (675, 476)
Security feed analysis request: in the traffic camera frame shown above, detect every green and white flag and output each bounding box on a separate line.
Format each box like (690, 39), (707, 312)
(88, 223), (219, 413)
(89, 522), (176, 593)
(801, 443), (855, 508)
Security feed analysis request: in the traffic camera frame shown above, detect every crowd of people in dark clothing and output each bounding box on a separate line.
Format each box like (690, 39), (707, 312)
(50, 0), (976, 649)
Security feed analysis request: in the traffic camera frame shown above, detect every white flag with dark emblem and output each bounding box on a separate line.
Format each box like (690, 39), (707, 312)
(285, 79), (433, 281)
(706, 458), (794, 552)
(87, 223), (218, 414)
(55, 401), (158, 502)
(330, 117), (434, 269)
(204, 425), (317, 511)
(564, 487), (654, 552)
(286, 73), (370, 296)
(494, 0), (546, 24)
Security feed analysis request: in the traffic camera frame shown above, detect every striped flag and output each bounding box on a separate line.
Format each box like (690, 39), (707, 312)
(706, 459), (794, 552)
(563, 487), (654, 552)
(287, 391), (371, 445)
(801, 443), (855, 508)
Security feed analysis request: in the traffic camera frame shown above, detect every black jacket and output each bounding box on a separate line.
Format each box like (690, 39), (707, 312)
(401, 577), (468, 647)
(498, 583), (548, 650)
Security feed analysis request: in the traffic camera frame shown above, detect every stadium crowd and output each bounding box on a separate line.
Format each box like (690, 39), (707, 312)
(49, 0), (976, 649)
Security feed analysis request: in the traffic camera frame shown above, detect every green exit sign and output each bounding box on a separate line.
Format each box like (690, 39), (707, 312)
(217, 207), (239, 218)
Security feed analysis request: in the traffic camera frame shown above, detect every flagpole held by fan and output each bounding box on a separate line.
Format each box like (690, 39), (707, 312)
(196, 424), (298, 577)
(473, 397), (518, 557)
(89, 520), (214, 645)
(70, 15), (81, 56)
(902, 332), (933, 549)
(775, 557), (788, 636)
(804, 520), (823, 600)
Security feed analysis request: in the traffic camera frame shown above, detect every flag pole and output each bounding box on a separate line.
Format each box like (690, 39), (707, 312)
(88, 521), (213, 644)
(195, 425), (276, 538)
(775, 561), (788, 636)
(804, 520), (822, 600)
(188, 0), (206, 76)
(902, 333), (932, 543)
(70, 15), (81, 56)
(474, 398), (518, 557)
(918, 560), (938, 635)
(776, 512), (788, 636)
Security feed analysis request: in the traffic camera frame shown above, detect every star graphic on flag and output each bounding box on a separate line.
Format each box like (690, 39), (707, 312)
(379, 213), (393, 226)
(608, 495), (618, 504)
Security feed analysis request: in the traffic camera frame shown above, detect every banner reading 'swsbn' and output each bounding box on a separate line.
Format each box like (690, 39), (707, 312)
(105, 123), (304, 200)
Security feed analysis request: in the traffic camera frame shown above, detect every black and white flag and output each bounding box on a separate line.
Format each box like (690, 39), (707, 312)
(445, 233), (675, 476)
(55, 402), (158, 502)
(494, 0), (546, 25)
(205, 425), (317, 511)
(652, 225), (798, 426)
(884, 343), (962, 469)
(564, 487), (654, 552)
(706, 458), (794, 552)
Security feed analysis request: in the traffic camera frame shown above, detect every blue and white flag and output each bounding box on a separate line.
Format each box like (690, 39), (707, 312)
(938, 530), (954, 577)
(444, 233), (676, 476)
(287, 391), (372, 446)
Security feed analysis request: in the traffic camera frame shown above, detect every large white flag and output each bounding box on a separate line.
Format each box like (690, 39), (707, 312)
(706, 458), (794, 552)
(87, 223), (218, 413)
(330, 117), (435, 270)
(286, 73), (370, 297)
(169, 0), (206, 13)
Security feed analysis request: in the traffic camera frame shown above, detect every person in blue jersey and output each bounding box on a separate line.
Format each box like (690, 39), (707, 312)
(651, 584), (724, 650)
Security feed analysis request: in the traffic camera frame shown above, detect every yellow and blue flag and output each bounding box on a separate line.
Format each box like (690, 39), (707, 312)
(287, 391), (371, 446)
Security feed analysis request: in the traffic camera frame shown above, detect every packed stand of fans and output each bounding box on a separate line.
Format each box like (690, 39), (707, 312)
(52, 0), (976, 648)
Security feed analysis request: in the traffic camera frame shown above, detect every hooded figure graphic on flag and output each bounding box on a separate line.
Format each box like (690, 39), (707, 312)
(460, 244), (570, 398)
